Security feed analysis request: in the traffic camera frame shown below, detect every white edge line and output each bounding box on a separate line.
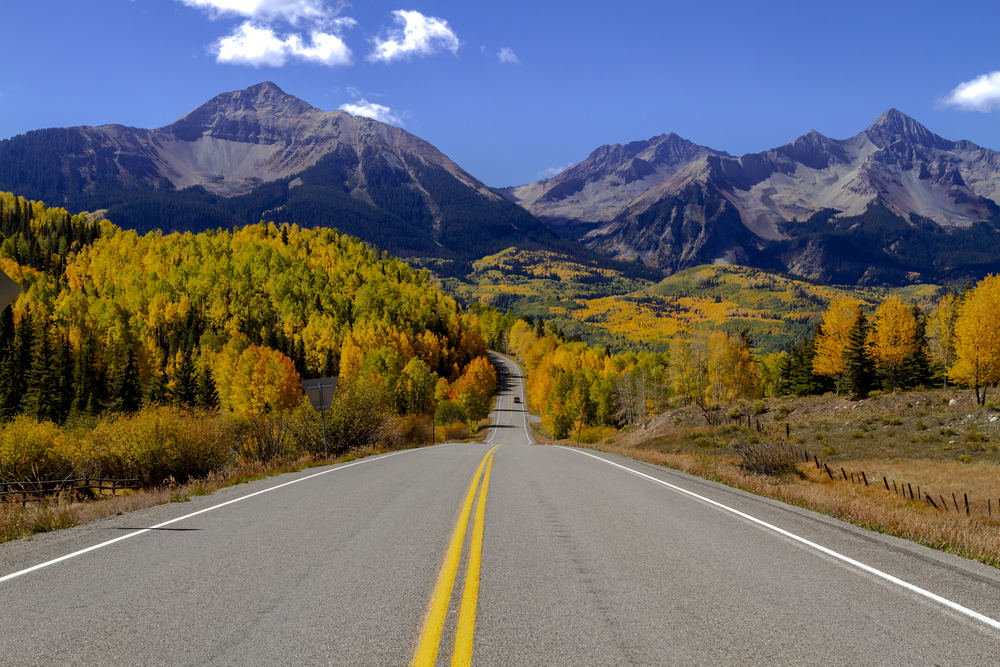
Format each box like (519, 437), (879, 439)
(1, 449), (415, 584)
(560, 446), (1000, 631)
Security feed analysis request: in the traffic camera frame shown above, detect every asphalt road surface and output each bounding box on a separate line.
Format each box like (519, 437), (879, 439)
(3, 351), (1000, 665)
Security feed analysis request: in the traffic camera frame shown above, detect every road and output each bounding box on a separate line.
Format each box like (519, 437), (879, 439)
(3, 351), (1000, 665)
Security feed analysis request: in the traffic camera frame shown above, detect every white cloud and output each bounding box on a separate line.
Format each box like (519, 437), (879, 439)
(213, 21), (351, 67)
(941, 70), (1000, 112)
(339, 99), (406, 126)
(180, 0), (342, 26)
(497, 47), (519, 64)
(538, 164), (573, 179)
(367, 10), (460, 63)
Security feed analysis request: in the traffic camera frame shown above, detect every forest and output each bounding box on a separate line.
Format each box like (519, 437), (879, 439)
(0, 192), (499, 487)
(502, 273), (1000, 437)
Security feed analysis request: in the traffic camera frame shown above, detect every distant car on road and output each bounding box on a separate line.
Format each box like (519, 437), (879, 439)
(514, 396), (521, 403)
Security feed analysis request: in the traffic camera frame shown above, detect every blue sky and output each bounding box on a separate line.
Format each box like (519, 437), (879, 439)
(2, 1), (1000, 188)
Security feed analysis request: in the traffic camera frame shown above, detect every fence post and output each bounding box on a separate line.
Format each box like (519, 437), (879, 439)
(941, 495), (949, 512)
(884, 476), (890, 491)
(965, 493), (970, 516)
(824, 463), (834, 479)
(862, 471), (868, 486)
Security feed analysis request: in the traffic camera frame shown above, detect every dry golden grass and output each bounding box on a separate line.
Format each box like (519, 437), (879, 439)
(559, 389), (1000, 568)
(584, 438), (1000, 567)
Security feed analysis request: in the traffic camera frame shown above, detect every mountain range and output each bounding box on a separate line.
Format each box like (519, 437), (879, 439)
(502, 109), (1000, 283)
(2, 83), (1000, 286)
(0, 82), (593, 277)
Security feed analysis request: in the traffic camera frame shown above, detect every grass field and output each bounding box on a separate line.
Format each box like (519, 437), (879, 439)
(543, 388), (1000, 567)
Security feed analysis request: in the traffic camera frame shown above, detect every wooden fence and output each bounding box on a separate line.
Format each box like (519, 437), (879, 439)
(742, 417), (995, 520)
(0, 478), (140, 506)
(791, 446), (997, 518)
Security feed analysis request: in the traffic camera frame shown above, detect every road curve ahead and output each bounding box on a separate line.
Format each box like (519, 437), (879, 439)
(1, 352), (1000, 665)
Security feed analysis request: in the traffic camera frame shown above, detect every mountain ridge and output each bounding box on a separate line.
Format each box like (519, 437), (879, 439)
(0, 82), (657, 281)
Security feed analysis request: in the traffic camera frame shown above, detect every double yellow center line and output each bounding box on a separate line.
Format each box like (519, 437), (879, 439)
(413, 445), (500, 666)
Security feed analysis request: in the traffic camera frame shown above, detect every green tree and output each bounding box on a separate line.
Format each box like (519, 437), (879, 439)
(108, 348), (142, 413)
(843, 311), (875, 400)
(70, 337), (98, 417)
(901, 305), (932, 390)
(196, 361), (220, 410)
(172, 347), (198, 407)
(24, 324), (57, 421)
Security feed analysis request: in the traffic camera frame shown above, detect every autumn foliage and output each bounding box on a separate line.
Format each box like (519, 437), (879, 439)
(0, 192), (502, 485)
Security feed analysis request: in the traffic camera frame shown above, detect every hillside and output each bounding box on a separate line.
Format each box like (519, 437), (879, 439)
(0, 191), (496, 421)
(464, 262), (941, 354)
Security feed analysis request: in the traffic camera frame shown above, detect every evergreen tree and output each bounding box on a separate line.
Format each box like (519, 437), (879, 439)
(843, 312), (875, 399)
(196, 361), (220, 410)
(0, 305), (14, 352)
(534, 317), (546, 338)
(901, 305), (932, 390)
(4, 309), (36, 418)
(145, 371), (169, 407)
(24, 325), (55, 421)
(54, 335), (74, 421)
(172, 347), (198, 407)
(108, 348), (142, 413)
(775, 351), (793, 396)
(0, 306), (17, 418)
(787, 332), (827, 396)
(322, 347), (337, 378)
(70, 337), (97, 417)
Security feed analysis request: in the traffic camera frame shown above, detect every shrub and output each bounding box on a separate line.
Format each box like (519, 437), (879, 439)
(89, 406), (231, 485)
(393, 414), (433, 447)
(0, 417), (70, 482)
(575, 425), (618, 444)
(738, 436), (796, 476)
(916, 420), (928, 431)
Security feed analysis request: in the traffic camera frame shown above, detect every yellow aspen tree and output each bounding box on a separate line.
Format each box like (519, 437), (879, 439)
(927, 292), (959, 388)
(812, 297), (861, 393)
(866, 295), (916, 392)
(338, 336), (364, 387)
(952, 275), (1000, 406)
(707, 330), (760, 403)
(669, 332), (711, 407)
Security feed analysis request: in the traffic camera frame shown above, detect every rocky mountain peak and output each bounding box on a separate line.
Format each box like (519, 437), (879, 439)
(865, 108), (951, 150)
(165, 82), (318, 143)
